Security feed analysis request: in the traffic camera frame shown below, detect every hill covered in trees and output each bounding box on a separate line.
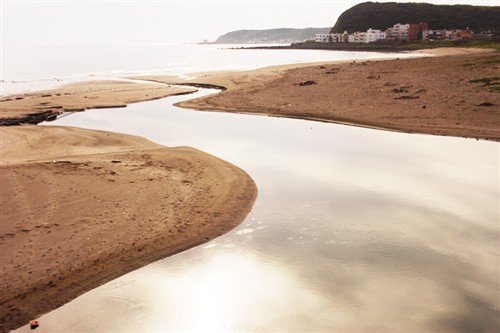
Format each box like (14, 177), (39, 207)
(213, 28), (330, 44)
(331, 2), (500, 33)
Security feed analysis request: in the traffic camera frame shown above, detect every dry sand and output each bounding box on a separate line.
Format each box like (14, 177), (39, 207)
(168, 48), (500, 141)
(0, 82), (257, 332)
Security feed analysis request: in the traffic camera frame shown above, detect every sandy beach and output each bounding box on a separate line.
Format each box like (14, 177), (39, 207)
(0, 82), (257, 332)
(1, 47), (498, 332)
(170, 48), (500, 141)
(0, 79), (194, 126)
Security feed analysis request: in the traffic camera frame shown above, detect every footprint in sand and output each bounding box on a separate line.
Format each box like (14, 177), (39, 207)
(7, 170), (34, 226)
(40, 171), (60, 226)
(4, 169), (62, 256)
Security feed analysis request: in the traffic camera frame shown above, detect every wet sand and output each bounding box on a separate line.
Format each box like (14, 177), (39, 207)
(0, 82), (257, 332)
(0, 79), (192, 125)
(170, 48), (500, 141)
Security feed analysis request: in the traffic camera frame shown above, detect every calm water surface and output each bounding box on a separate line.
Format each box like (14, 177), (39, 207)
(18, 89), (500, 332)
(1, 43), (419, 95)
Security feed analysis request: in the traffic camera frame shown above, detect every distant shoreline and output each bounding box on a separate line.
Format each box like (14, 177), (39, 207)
(235, 40), (500, 53)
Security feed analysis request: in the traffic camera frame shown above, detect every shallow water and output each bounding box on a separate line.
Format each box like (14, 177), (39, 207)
(18, 89), (500, 332)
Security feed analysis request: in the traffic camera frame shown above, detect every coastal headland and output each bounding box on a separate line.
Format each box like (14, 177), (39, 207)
(0, 47), (498, 332)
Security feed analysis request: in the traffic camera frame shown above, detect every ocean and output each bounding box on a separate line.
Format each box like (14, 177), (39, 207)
(1, 43), (419, 95)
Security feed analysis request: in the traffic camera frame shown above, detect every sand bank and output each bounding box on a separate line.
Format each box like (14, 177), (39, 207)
(166, 48), (499, 141)
(0, 79), (195, 125)
(0, 82), (257, 332)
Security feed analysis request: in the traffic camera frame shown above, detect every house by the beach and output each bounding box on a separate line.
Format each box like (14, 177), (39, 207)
(315, 21), (474, 44)
(367, 29), (386, 42)
(315, 33), (345, 43)
(423, 28), (474, 41)
(346, 29), (386, 43)
(386, 23), (410, 41)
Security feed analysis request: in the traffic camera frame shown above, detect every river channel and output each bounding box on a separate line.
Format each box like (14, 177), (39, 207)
(19, 88), (500, 332)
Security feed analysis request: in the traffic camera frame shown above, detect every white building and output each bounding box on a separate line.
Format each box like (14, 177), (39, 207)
(348, 31), (368, 43)
(346, 28), (386, 43)
(315, 33), (345, 43)
(366, 28), (386, 43)
(315, 33), (331, 43)
(386, 23), (410, 41)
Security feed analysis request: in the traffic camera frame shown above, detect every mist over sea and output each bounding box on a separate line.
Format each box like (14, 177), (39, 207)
(1, 43), (418, 95)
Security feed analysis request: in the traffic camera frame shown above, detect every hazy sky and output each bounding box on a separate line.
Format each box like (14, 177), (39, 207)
(1, 0), (498, 46)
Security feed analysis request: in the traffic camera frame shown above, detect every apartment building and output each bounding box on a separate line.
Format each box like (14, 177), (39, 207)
(315, 21), (477, 44)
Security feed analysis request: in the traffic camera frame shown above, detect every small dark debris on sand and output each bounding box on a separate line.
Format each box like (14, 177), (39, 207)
(296, 80), (317, 87)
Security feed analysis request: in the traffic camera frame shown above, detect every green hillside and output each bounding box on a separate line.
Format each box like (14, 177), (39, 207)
(214, 28), (330, 44)
(331, 2), (500, 33)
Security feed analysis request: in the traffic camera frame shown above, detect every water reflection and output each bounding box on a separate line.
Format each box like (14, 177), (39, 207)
(21, 90), (500, 332)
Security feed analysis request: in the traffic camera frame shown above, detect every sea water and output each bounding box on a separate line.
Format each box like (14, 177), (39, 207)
(2, 43), (419, 95)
